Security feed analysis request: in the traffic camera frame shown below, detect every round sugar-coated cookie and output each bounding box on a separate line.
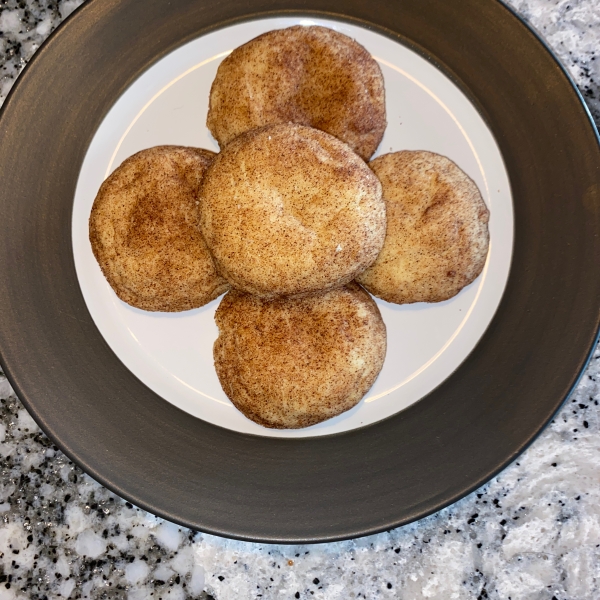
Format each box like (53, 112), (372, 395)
(214, 283), (387, 429)
(207, 25), (386, 161)
(357, 150), (490, 304)
(89, 146), (229, 312)
(199, 123), (386, 298)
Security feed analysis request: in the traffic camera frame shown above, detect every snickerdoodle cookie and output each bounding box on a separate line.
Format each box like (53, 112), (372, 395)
(207, 25), (386, 161)
(214, 283), (386, 429)
(199, 124), (386, 298)
(89, 146), (228, 312)
(357, 150), (490, 304)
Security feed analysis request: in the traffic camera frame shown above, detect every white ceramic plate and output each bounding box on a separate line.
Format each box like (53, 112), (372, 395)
(72, 16), (513, 438)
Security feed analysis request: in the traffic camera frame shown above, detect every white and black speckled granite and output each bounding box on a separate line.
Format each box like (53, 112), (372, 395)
(0, 1), (599, 599)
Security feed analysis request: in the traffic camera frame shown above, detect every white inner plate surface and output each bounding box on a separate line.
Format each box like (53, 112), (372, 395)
(72, 17), (513, 438)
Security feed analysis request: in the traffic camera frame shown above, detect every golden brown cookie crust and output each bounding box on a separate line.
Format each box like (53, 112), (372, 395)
(89, 146), (229, 312)
(199, 123), (386, 298)
(207, 25), (386, 161)
(357, 150), (490, 304)
(214, 283), (386, 429)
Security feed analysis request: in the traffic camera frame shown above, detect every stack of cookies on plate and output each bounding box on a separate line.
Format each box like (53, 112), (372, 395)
(89, 26), (490, 429)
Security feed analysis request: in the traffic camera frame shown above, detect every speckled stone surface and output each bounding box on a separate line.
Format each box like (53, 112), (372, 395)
(0, 1), (599, 599)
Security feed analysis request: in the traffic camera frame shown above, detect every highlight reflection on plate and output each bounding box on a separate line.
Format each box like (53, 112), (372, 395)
(72, 17), (513, 438)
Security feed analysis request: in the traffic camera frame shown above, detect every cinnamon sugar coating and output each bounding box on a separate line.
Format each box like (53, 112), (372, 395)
(89, 146), (229, 312)
(357, 151), (490, 304)
(214, 283), (386, 429)
(207, 25), (386, 161)
(199, 124), (386, 298)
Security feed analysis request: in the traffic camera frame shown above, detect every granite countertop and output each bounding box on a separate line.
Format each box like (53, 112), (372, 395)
(1, 1), (599, 599)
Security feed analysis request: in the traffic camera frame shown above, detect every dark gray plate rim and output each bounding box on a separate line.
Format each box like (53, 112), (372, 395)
(0, 0), (599, 544)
